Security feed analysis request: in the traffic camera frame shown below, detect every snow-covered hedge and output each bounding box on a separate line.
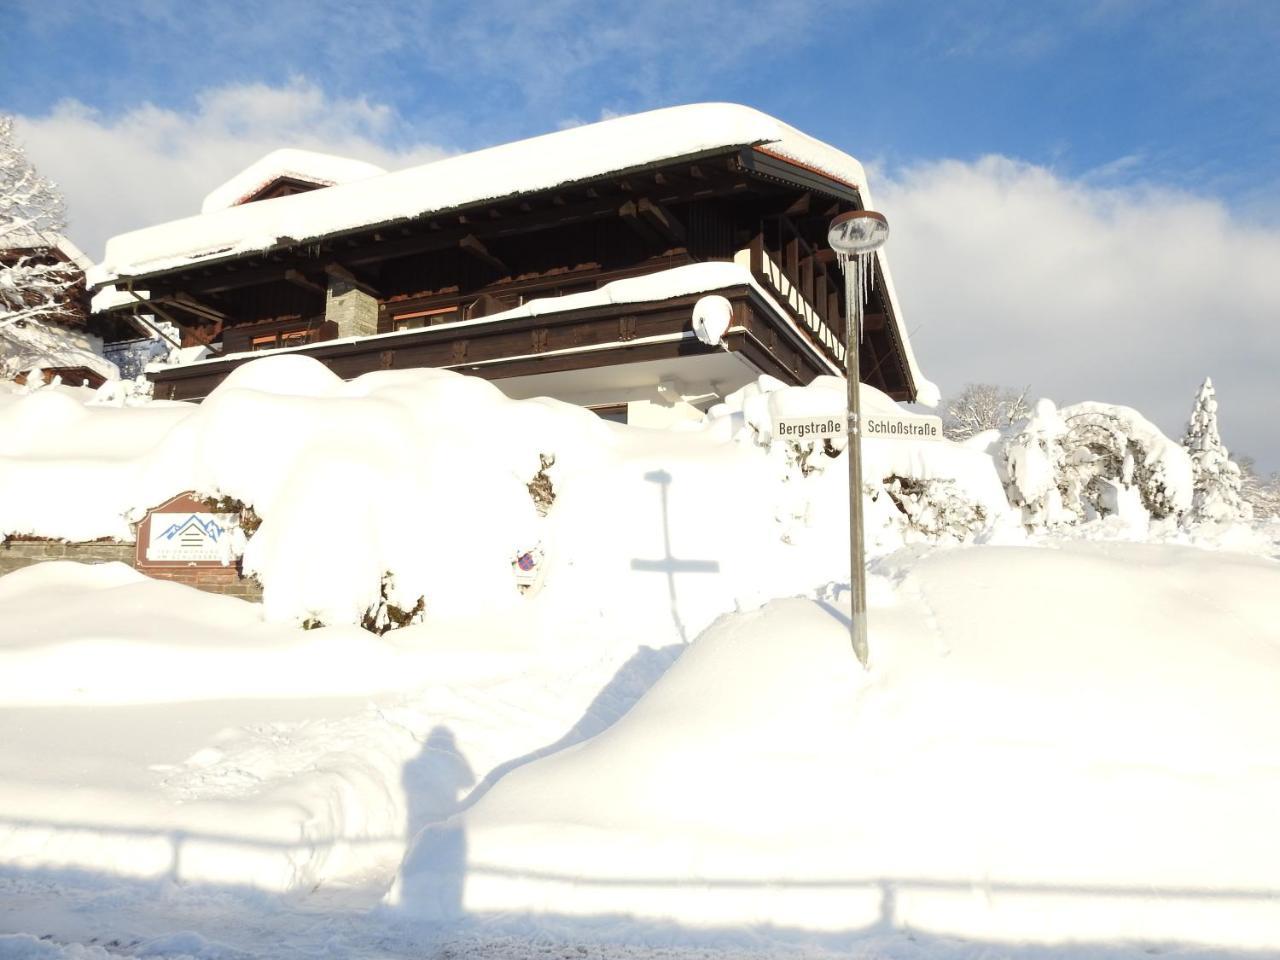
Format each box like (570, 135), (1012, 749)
(997, 397), (1194, 528)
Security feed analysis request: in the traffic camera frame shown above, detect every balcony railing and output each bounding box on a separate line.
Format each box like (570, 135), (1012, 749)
(736, 217), (848, 370)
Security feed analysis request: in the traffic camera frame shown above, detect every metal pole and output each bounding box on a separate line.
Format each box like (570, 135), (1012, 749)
(846, 264), (869, 668)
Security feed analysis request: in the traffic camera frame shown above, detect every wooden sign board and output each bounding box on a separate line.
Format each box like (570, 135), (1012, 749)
(135, 492), (237, 569)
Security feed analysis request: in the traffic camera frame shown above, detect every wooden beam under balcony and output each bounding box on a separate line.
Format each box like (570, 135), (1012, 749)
(324, 262), (381, 297)
(459, 234), (509, 275)
(284, 269), (326, 297)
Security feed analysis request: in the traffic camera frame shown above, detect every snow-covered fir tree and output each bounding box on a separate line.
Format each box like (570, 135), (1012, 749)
(1182, 377), (1250, 522)
(0, 115), (74, 334)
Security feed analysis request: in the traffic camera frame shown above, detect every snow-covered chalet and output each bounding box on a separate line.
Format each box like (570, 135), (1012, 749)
(90, 104), (934, 424)
(2, 232), (118, 388)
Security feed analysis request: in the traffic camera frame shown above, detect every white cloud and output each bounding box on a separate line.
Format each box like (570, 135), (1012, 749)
(13, 80), (450, 260)
(878, 155), (1280, 469)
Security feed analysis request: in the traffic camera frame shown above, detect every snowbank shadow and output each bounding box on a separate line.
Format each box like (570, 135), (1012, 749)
(459, 643), (681, 817)
(395, 645), (680, 921)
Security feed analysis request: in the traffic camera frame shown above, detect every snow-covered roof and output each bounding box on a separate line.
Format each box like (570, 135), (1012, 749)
(1, 317), (118, 382)
(93, 104), (936, 404)
(2, 229), (92, 272)
(96, 104), (868, 282)
(200, 149), (387, 215)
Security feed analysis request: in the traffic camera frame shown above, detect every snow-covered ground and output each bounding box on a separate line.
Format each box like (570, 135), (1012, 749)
(1, 362), (1277, 959)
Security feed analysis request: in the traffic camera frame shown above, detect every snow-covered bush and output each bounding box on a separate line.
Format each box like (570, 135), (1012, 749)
(999, 398), (1194, 528)
(360, 572), (426, 635)
(1060, 402), (1192, 521)
(1182, 377), (1250, 522)
(997, 398), (1073, 527)
(88, 374), (154, 407)
(714, 373), (1006, 543)
(883, 474), (987, 540)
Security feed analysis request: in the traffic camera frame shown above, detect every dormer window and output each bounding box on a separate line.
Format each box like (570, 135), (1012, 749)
(199, 150), (387, 216)
(240, 176), (329, 205)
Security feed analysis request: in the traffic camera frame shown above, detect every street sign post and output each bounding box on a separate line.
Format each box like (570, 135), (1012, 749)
(828, 210), (891, 668)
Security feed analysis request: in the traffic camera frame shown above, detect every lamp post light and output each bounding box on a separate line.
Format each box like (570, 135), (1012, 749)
(827, 210), (890, 667)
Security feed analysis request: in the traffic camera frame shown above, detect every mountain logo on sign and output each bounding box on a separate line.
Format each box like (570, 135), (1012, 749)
(159, 515), (225, 546)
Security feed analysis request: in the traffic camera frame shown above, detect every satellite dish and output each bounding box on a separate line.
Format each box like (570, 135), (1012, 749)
(827, 210), (889, 255)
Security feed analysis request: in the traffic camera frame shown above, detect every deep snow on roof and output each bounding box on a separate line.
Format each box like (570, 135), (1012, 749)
(97, 103), (868, 281)
(2, 230), (92, 271)
(200, 149), (387, 215)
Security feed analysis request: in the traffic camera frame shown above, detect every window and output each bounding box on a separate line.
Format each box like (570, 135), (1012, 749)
(250, 327), (311, 352)
(393, 305), (460, 331)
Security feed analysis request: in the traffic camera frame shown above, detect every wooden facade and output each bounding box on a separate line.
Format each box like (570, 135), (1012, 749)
(97, 142), (921, 406)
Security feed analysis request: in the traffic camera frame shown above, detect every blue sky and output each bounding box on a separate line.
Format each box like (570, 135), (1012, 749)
(6, 0), (1276, 213)
(3, 0), (1278, 466)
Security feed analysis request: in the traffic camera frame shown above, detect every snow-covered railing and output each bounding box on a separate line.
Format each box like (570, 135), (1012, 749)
(734, 227), (846, 368)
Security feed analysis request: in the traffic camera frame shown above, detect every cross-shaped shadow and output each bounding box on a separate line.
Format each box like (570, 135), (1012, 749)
(630, 469), (720, 643)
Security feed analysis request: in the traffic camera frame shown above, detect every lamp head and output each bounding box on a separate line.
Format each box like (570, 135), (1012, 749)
(828, 210), (889, 255)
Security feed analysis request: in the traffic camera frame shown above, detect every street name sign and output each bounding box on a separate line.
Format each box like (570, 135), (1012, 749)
(774, 415), (845, 441)
(864, 413), (943, 440)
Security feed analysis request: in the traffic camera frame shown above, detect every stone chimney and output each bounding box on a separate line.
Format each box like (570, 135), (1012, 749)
(324, 266), (378, 338)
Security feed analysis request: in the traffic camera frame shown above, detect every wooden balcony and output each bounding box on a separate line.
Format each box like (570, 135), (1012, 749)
(739, 217), (849, 373)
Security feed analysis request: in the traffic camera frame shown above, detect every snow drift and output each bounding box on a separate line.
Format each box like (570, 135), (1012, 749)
(394, 543), (1280, 950)
(3, 360), (1279, 957)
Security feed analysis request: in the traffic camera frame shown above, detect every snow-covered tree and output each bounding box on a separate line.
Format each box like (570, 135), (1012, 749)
(1060, 402), (1192, 521)
(1234, 455), (1278, 520)
(997, 398), (1073, 527)
(1182, 377), (1250, 522)
(0, 115), (75, 333)
(997, 398), (1194, 528)
(942, 382), (1031, 441)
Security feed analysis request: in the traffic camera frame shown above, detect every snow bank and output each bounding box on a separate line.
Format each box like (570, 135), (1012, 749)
(3, 362), (1279, 955)
(0, 557), (683, 898)
(714, 374), (1012, 525)
(0, 561), (421, 705)
(0, 384), (196, 541)
(0, 358), (873, 631)
(396, 543), (1280, 950)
